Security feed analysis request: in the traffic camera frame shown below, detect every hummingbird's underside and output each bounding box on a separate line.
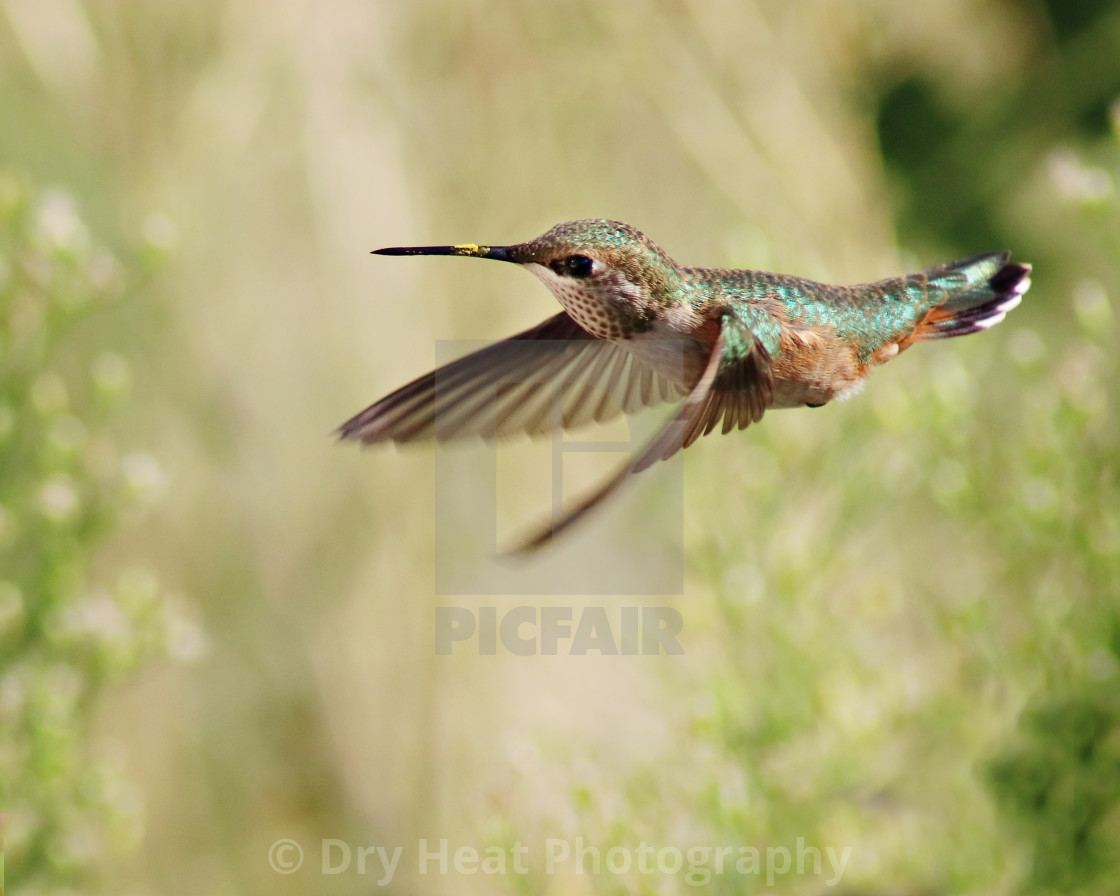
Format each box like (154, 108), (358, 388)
(339, 219), (1031, 551)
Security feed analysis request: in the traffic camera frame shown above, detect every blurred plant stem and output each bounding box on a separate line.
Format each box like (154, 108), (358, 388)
(0, 174), (201, 891)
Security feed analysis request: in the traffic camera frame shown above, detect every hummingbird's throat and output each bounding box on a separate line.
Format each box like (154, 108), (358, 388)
(527, 263), (627, 340)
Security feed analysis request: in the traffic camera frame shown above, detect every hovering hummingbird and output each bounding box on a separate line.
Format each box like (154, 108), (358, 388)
(339, 220), (1030, 551)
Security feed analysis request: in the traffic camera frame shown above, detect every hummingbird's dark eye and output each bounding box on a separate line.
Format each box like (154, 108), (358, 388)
(564, 254), (594, 278)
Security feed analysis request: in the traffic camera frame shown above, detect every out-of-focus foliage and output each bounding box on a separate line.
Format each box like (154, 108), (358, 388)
(987, 691), (1120, 893)
(0, 177), (201, 892)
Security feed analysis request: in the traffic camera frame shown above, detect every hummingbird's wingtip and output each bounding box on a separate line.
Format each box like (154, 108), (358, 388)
(491, 547), (538, 567)
(503, 530), (554, 556)
(334, 423), (359, 442)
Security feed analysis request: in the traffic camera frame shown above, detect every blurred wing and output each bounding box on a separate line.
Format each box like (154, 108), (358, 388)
(514, 317), (775, 551)
(633, 310), (774, 469)
(337, 312), (686, 443)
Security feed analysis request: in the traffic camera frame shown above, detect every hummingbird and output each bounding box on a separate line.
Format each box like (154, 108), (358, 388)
(339, 219), (1030, 551)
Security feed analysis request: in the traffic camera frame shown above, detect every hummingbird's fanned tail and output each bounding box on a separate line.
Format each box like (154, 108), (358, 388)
(905, 252), (1032, 343)
(336, 312), (685, 444)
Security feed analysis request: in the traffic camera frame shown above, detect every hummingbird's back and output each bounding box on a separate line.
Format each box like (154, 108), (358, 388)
(696, 252), (1029, 366)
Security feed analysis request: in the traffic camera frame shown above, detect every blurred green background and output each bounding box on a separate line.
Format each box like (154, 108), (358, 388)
(1, 1), (1118, 894)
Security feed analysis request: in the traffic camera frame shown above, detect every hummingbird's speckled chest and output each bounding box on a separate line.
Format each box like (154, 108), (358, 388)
(527, 263), (633, 340)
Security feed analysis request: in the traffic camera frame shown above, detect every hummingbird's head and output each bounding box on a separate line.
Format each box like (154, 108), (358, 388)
(374, 220), (684, 339)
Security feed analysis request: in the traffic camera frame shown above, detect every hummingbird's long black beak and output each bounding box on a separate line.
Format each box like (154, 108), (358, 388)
(372, 243), (516, 262)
